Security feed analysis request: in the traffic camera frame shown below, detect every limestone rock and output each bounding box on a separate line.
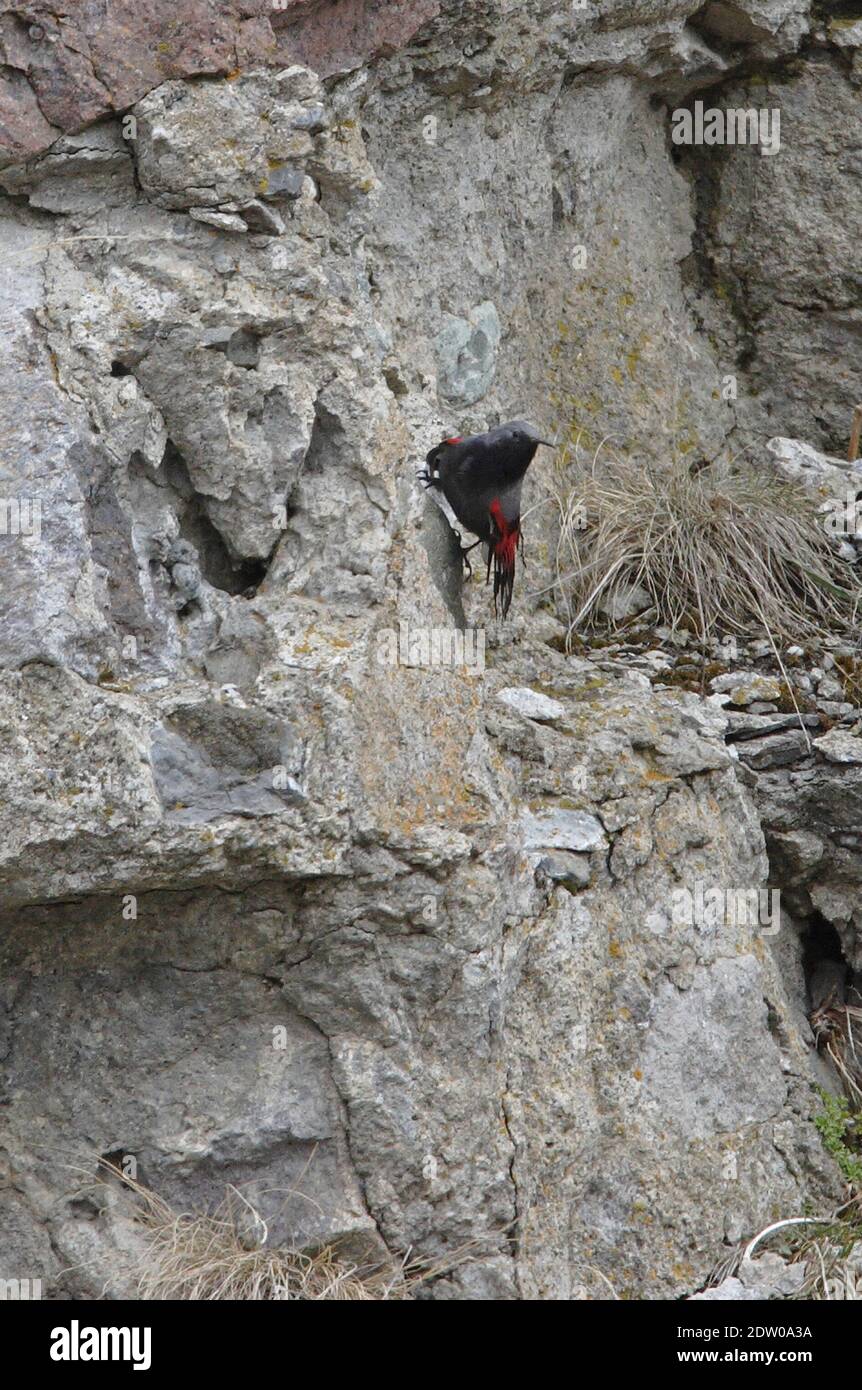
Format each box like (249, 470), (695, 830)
(520, 806), (607, 852)
(814, 728), (862, 764)
(711, 672), (782, 705)
(497, 687), (566, 721)
(0, 0), (852, 1305)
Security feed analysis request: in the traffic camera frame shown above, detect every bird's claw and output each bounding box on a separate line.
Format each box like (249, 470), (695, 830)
(456, 535), (483, 578)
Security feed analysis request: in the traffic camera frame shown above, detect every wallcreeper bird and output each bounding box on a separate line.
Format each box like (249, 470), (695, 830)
(418, 420), (554, 617)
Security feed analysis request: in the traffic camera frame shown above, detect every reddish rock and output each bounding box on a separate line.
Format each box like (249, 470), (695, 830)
(0, 64), (59, 164)
(0, 0), (439, 167)
(274, 0), (441, 77)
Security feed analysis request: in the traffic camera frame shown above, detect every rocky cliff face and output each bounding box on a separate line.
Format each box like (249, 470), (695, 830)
(0, 0), (859, 1299)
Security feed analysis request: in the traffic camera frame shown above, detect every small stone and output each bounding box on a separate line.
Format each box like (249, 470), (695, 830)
(688, 1277), (761, 1302)
(829, 17), (862, 46)
(725, 710), (819, 740)
(813, 728), (862, 764)
(724, 1213), (746, 1244)
(738, 1253), (807, 1297)
(274, 64), (322, 100)
(264, 165), (307, 198)
(736, 730), (812, 769)
(520, 808), (607, 853)
(497, 687), (566, 722)
(817, 675), (845, 701)
(292, 104), (327, 132)
(710, 672), (781, 705)
(239, 200), (286, 235)
(637, 649), (673, 671)
(189, 208), (248, 233)
(534, 851), (592, 892)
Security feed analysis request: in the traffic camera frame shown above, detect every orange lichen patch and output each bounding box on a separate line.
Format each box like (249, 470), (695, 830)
(640, 767), (675, 784)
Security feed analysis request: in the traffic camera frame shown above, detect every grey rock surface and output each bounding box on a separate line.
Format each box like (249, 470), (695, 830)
(0, 0), (855, 1302)
(694, 63), (862, 456)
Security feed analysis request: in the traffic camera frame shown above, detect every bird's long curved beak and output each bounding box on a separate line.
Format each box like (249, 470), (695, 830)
(537, 438), (555, 448)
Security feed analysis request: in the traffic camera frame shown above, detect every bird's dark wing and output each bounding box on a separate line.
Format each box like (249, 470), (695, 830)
(438, 432), (496, 488)
(419, 434), (467, 488)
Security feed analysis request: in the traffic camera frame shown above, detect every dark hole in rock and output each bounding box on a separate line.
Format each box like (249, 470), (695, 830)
(100, 1148), (141, 1189)
(737, 342), (755, 371)
(301, 401), (342, 476)
(802, 913), (848, 1011)
(161, 440), (271, 596)
(110, 360), (133, 377)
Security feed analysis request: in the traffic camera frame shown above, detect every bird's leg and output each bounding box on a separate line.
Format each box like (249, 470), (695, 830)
(452, 533), (482, 578)
(416, 467), (438, 490)
(452, 529), (469, 576)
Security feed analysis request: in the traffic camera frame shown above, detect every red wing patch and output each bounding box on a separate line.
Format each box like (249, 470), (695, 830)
(443, 435), (462, 445)
(488, 499), (520, 618)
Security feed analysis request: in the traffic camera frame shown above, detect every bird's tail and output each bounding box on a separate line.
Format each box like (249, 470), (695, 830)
(487, 511), (520, 619)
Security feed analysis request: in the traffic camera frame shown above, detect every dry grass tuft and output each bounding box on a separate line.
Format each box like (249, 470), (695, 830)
(546, 443), (861, 647)
(138, 1203), (406, 1301)
(99, 1164), (412, 1300)
(811, 1003), (862, 1112)
(93, 1160), (490, 1301)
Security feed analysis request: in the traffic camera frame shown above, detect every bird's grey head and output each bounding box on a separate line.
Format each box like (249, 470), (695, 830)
(504, 420), (555, 448)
